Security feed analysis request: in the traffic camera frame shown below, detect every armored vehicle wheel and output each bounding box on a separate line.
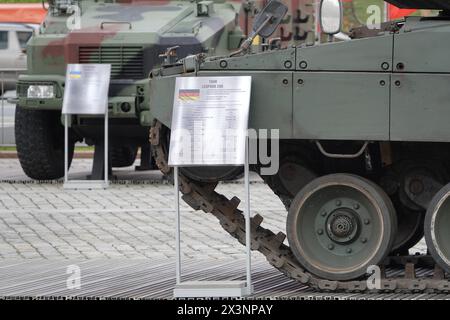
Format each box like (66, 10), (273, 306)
(425, 183), (450, 273)
(391, 204), (424, 255)
(287, 173), (397, 281)
(15, 106), (74, 180)
(272, 156), (317, 198)
(110, 144), (138, 168)
(181, 166), (243, 183)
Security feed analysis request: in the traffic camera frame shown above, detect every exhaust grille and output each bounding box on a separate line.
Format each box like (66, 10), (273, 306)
(79, 46), (144, 79)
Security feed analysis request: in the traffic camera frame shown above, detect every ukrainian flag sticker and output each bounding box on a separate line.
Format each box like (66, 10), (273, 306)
(69, 70), (82, 79)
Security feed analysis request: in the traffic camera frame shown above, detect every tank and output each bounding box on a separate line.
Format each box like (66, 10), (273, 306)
(148, 0), (450, 291)
(14, 0), (250, 179)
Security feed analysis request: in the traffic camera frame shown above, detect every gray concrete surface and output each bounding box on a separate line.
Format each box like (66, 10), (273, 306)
(0, 158), (427, 261)
(0, 159), (288, 261)
(0, 158), (435, 299)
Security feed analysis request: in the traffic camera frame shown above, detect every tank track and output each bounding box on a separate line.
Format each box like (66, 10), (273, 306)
(150, 121), (450, 293)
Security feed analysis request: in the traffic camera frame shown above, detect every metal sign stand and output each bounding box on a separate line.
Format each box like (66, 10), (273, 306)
(63, 112), (108, 190)
(170, 75), (253, 298)
(173, 137), (253, 298)
(62, 64), (111, 190)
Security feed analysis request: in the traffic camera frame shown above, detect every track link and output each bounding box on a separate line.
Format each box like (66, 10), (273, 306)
(150, 121), (450, 293)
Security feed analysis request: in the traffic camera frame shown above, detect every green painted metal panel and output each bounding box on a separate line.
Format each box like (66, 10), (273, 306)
(201, 48), (296, 71)
(296, 35), (393, 72)
(199, 71), (293, 138)
(293, 72), (390, 140)
(20, 0), (243, 113)
(391, 73), (450, 142)
(149, 75), (177, 128)
(393, 20), (450, 73)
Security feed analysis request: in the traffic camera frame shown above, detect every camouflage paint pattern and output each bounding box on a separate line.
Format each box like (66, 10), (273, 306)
(17, 0), (245, 141)
(17, 0), (315, 143)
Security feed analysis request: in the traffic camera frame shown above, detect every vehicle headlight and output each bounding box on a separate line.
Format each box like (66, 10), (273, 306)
(27, 85), (55, 99)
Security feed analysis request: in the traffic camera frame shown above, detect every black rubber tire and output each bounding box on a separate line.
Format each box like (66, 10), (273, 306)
(15, 106), (74, 180)
(110, 144), (138, 168)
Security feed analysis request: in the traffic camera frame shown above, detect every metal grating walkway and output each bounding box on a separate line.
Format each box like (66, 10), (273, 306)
(0, 258), (449, 300)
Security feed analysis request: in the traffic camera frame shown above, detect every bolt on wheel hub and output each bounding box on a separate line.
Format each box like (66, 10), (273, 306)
(326, 209), (360, 243)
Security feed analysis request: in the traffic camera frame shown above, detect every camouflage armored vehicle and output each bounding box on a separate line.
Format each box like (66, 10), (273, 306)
(14, 0), (249, 179)
(148, 0), (450, 291)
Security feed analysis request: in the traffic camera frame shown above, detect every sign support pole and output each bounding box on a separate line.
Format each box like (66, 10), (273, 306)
(64, 114), (69, 185)
(63, 110), (109, 189)
(104, 110), (109, 187)
(173, 137), (253, 297)
(171, 75), (252, 298)
(62, 63), (111, 190)
(174, 165), (181, 285)
(244, 135), (252, 294)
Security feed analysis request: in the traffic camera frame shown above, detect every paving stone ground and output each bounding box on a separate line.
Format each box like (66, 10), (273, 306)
(0, 158), (426, 261)
(0, 159), (289, 260)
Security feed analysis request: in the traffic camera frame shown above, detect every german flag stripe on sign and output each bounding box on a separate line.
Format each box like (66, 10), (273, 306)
(179, 89), (200, 101)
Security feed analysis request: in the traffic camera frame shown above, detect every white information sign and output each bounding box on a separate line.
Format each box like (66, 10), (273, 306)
(170, 76), (253, 298)
(168, 76), (251, 166)
(62, 64), (111, 115)
(62, 63), (111, 190)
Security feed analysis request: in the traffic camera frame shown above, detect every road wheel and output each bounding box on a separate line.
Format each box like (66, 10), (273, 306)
(391, 203), (424, 255)
(110, 144), (138, 167)
(424, 183), (450, 273)
(287, 173), (397, 281)
(15, 106), (74, 180)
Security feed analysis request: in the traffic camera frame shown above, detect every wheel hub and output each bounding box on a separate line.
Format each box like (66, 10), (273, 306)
(326, 209), (360, 244)
(286, 174), (397, 281)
